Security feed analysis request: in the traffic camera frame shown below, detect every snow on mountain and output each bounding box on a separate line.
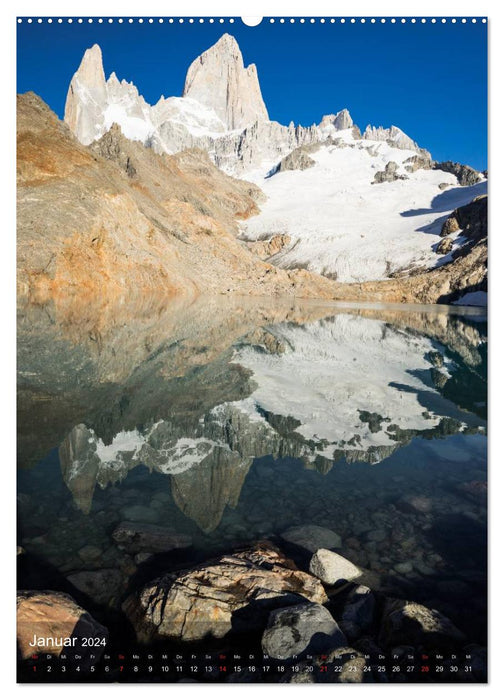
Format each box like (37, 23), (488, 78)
(63, 34), (486, 286)
(363, 124), (420, 151)
(241, 138), (486, 282)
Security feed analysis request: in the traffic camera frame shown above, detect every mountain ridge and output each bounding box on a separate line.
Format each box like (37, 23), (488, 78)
(64, 35), (430, 176)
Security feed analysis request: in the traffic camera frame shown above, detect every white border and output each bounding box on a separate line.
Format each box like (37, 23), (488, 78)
(3, 1), (499, 698)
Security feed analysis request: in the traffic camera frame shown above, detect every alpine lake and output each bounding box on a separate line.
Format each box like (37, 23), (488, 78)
(17, 294), (487, 674)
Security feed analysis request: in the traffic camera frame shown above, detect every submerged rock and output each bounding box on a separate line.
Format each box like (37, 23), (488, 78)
(309, 549), (362, 585)
(280, 525), (342, 554)
(111, 521), (192, 554)
(261, 602), (346, 659)
(378, 598), (466, 649)
(123, 541), (327, 643)
(66, 568), (125, 606)
(340, 585), (376, 640)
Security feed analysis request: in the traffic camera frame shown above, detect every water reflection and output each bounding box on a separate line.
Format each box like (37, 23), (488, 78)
(18, 295), (486, 536)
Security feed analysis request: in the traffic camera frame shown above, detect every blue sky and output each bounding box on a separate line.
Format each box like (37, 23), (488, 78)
(17, 18), (487, 169)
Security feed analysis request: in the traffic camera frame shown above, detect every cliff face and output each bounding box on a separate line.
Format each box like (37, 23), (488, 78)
(182, 33), (269, 130)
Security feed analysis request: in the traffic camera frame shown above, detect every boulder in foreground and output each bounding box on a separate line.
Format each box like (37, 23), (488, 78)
(123, 541), (327, 643)
(261, 602), (347, 659)
(17, 590), (108, 665)
(309, 548), (362, 585)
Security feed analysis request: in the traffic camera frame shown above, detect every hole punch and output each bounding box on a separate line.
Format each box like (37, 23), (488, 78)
(241, 16), (263, 27)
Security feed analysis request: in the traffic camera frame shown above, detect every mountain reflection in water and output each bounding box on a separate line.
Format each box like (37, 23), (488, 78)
(17, 295), (487, 642)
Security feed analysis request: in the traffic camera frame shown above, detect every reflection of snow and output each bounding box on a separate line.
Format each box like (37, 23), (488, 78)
(228, 314), (454, 457)
(95, 429), (145, 462)
(156, 437), (224, 474)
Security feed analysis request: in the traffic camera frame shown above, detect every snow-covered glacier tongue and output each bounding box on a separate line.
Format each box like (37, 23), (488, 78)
(240, 136), (487, 283)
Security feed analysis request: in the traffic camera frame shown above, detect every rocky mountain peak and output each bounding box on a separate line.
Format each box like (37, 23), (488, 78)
(182, 33), (269, 130)
(319, 109), (354, 132)
(75, 44), (106, 89)
(64, 43), (107, 144)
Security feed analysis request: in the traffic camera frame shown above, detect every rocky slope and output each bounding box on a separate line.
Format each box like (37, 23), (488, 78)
(242, 135), (486, 283)
(18, 92), (339, 301)
(59, 32), (488, 299)
(18, 88), (487, 304)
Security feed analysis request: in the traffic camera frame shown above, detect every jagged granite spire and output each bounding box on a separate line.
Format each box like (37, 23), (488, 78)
(182, 33), (269, 130)
(64, 44), (107, 144)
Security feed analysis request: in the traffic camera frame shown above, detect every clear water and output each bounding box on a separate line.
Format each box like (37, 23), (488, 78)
(17, 297), (487, 645)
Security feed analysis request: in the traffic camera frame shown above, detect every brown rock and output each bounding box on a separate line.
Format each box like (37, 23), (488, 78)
(122, 541), (327, 643)
(17, 590), (108, 661)
(436, 238), (454, 255)
(441, 217), (459, 237)
(247, 233), (291, 260)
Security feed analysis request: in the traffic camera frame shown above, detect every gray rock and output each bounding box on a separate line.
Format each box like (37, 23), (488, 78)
(340, 585), (375, 640)
(379, 598), (466, 649)
(280, 525), (342, 553)
(274, 146), (316, 173)
(262, 602), (347, 659)
(67, 568), (124, 606)
(434, 161), (481, 186)
(112, 521), (192, 554)
(373, 161), (408, 184)
(404, 154), (433, 172)
(309, 549), (362, 585)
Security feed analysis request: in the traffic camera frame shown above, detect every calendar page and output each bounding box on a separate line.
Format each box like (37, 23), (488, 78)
(16, 14), (487, 684)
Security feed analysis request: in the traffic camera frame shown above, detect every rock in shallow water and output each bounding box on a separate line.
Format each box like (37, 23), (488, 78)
(66, 568), (125, 606)
(280, 525), (342, 554)
(340, 585), (376, 640)
(111, 521), (192, 554)
(379, 598), (466, 649)
(123, 541), (327, 644)
(309, 548), (362, 585)
(262, 602), (347, 659)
